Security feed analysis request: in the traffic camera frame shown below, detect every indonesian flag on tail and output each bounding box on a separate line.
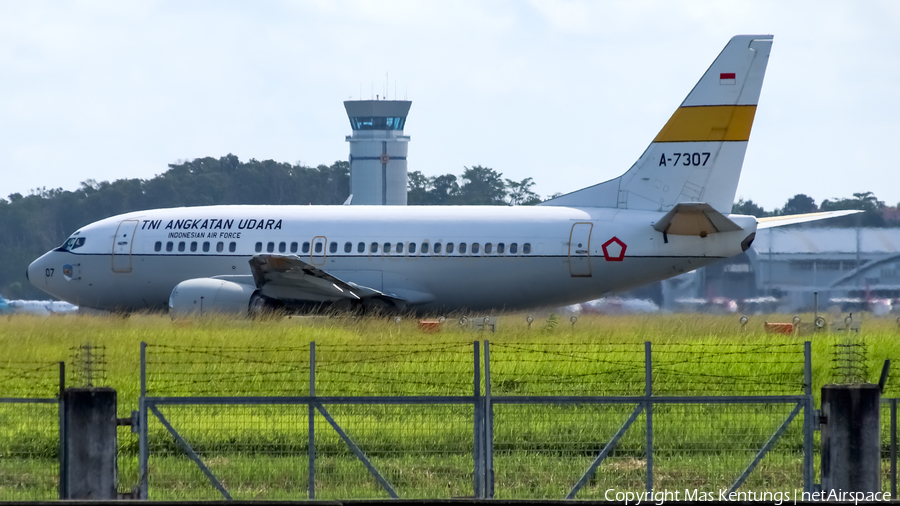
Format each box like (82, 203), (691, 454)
(719, 72), (736, 85)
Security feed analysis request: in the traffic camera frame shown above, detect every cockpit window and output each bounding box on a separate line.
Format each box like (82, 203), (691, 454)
(62, 237), (86, 251)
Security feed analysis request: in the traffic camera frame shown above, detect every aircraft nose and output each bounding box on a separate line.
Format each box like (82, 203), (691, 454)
(27, 253), (50, 290)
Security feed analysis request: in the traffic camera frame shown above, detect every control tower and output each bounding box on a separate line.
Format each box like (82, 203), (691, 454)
(344, 100), (411, 205)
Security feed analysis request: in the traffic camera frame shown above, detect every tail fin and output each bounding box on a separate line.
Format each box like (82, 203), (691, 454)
(542, 35), (773, 213)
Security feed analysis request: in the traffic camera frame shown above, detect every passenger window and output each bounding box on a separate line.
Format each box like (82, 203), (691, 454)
(290, 242), (298, 253)
(472, 243), (480, 254)
(217, 242), (224, 252)
(383, 242), (391, 253)
(190, 242), (197, 252)
(154, 241), (162, 252)
(203, 242), (210, 252)
(370, 242), (379, 253)
(229, 242), (236, 253)
(358, 242), (365, 253)
(166, 241), (173, 252)
(433, 242), (441, 254)
(178, 242), (185, 252)
(421, 242), (429, 254)
(329, 242), (337, 254)
(314, 242), (323, 253)
(267, 242), (275, 253)
(485, 243), (492, 254)
(409, 242), (416, 254)
(278, 242), (286, 253)
(523, 243), (532, 254)
(396, 242), (404, 254)
(302, 242), (310, 253)
(446, 243), (454, 254)
(459, 243), (467, 254)
(344, 242), (352, 253)
(498, 243), (505, 254)
(255, 242), (263, 253)
(510, 243), (518, 254)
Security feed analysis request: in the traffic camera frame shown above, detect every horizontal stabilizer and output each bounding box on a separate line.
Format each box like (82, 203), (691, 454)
(653, 202), (743, 236)
(757, 210), (863, 229)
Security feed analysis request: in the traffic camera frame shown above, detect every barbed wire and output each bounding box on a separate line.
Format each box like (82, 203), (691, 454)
(0, 362), (60, 398)
(831, 341), (868, 384)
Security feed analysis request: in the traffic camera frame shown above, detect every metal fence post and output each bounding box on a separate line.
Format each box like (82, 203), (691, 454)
(58, 361), (66, 500)
(804, 341), (813, 492)
(892, 398), (897, 498)
(645, 341), (653, 494)
(484, 340), (494, 498)
(139, 342), (148, 500)
(309, 341), (316, 500)
(473, 341), (483, 499)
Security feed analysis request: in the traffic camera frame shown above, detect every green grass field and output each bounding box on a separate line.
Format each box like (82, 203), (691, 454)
(0, 311), (897, 500)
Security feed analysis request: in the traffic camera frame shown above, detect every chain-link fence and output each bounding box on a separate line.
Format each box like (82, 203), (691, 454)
(139, 340), (813, 500)
(0, 361), (62, 501)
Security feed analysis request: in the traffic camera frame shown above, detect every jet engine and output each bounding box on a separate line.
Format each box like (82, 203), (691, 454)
(168, 278), (258, 318)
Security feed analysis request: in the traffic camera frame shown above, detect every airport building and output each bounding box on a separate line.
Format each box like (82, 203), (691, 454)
(344, 100), (411, 205)
(657, 227), (900, 313)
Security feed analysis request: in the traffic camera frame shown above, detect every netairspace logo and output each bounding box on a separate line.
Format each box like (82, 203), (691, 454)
(603, 488), (891, 505)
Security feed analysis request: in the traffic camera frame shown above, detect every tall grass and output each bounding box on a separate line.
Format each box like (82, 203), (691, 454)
(0, 311), (897, 499)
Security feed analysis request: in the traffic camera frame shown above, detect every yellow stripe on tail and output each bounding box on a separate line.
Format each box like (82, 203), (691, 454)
(654, 105), (757, 143)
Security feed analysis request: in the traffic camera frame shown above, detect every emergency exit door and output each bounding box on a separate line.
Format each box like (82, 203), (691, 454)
(568, 223), (593, 277)
(311, 236), (327, 265)
(112, 220), (139, 273)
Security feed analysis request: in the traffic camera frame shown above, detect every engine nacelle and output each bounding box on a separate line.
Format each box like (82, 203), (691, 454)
(168, 278), (258, 318)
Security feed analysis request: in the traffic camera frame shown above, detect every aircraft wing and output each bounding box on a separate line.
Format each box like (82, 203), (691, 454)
(248, 254), (404, 304)
(757, 210), (863, 229)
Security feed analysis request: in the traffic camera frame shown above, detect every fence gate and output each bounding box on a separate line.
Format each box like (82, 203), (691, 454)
(138, 340), (816, 500)
(139, 342), (484, 500)
(483, 341), (815, 499)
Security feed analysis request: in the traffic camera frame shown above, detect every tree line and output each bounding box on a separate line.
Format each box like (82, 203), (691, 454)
(0, 153), (891, 300)
(0, 156), (537, 299)
(732, 191), (898, 227)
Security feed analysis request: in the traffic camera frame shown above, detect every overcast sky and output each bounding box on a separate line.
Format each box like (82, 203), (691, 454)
(1, 1), (898, 211)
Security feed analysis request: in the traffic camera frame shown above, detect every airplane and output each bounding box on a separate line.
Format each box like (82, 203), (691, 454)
(0, 295), (78, 316)
(26, 34), (859, 317)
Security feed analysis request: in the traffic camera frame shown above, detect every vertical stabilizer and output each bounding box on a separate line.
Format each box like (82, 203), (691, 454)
(542, 35), (772, 213)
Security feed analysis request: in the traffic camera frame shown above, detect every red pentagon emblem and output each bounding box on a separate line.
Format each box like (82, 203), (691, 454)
(602, 236), (627, 261)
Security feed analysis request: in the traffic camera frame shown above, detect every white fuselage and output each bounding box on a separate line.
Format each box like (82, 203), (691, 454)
(27, 204), (758, 313)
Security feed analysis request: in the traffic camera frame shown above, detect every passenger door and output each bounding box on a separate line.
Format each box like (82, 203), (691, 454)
(112, 220), (139, 273)
(568, 223), (593, 277)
